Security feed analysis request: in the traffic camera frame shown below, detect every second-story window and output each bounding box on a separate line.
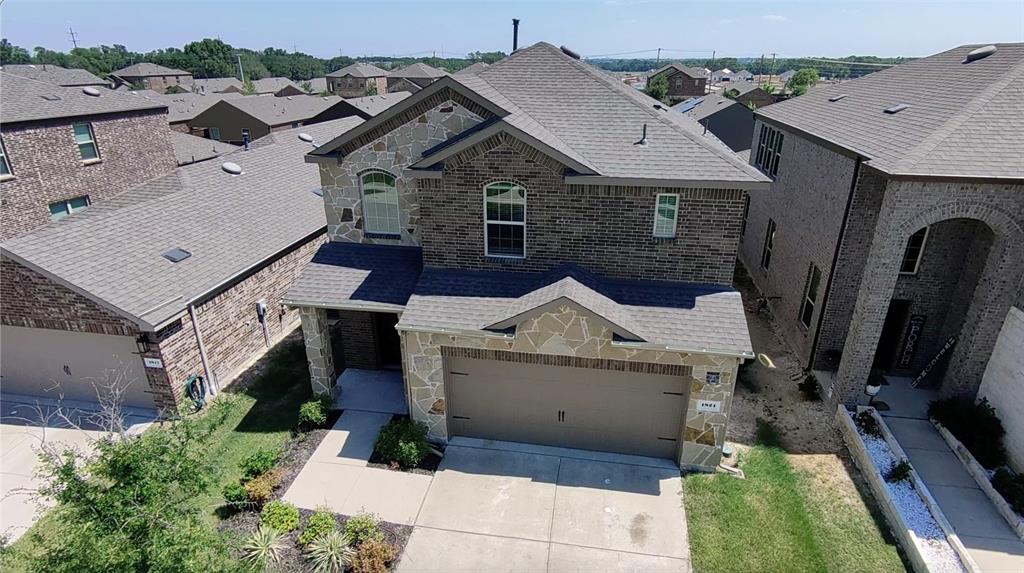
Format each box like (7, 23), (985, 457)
(49, 195), (90, 221)
(799, 264), (823, 329)
(73, 123), (99, 161)
(900, 227), (929, 274)
(674, 77), (683, 88)
(360, 171), (400, 236)
(0, 136), (12, 177)
(755, 124), (784, 178)
(484, 181), (526, 258)
(760, 218), (777, 270)
(653, 194), (679, 238)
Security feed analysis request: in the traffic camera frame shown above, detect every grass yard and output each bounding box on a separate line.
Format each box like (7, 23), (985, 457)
(684, 421), (906, 573)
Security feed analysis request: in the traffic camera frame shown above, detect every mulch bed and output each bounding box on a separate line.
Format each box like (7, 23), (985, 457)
(367, 450), (443, 476)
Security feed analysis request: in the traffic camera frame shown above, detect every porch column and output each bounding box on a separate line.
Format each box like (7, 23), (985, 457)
(299, 307), (336, 396)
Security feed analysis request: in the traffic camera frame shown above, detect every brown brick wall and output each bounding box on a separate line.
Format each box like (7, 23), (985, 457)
(0, 109), (177, 240)
(419, 133), (744, 285)
(337, 310), (379, 369)
(655, 70), (707, 101)
(129, 74), (194, 94)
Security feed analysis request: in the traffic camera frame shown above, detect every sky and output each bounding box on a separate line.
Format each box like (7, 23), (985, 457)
(1, 0), (1022, 60)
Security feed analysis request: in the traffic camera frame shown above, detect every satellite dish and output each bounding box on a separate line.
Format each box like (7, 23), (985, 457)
(82, 87), (102, 97)
(221, 162), (242, 175)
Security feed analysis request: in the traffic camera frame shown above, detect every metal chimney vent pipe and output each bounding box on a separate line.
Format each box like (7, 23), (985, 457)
(513, 19), (520, 52)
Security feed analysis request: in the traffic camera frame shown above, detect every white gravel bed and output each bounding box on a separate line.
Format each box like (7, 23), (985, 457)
(860, 428), (967, 573)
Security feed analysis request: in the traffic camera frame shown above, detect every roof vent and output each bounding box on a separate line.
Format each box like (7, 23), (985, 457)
(286, 96), (293, 100)
(634, 123), (648, 146)
(828, 94), (848, 102)
(560, 45), (581, 60)
(82, 86), (102, 97)
(162, 248), (192, 263)
(40, 94), (62, 101)
(884, 103), (910, 114)
(221, 161), (243, 175)
(964, 45), (997, 63)
(312, 187), (324, 197)
(298, 132), (314, 143)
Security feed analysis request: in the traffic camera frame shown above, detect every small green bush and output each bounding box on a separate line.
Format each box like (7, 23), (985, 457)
(261, 500), (300, 533)
(343, 512), (384, 546)
(351, 538), (397, 573)
(306, 530), (355, 573)
(798, 374), (820, 401)
(300, 508), (338, 546)
(855, 410), (882, 438)
(993, 468), (1024, 515)
(373, 418), (429, 469)
(240, 448), (279, 480)
(886, 459), (913, 483)
(244, 468), (283, 506)
(299, 394), (332, 429)
(929, 397), (1006, 468)
(222, 481), (249, 505)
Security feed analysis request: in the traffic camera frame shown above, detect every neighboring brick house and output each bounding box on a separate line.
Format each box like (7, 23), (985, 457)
(251, 77), (305, 97)
(191, 77), (243, 95)
(649, 63), (708, 103)
(720, 82), (775, 109)
(386, 62), (448, 94)
(737, 44), (1024, 418)
(326, 63), (388, 97)
(134, 90), (249, 133)
(286, 42), (769, 471)
(0, 73), (177, 241)
(189, 95), (347, 144)
(0, 118), (364, 414)
(110, 63), (194, 94)
(1, 64), (109, 88)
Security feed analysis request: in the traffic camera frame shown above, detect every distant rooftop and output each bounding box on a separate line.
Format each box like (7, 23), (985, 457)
(131, 90), (249, 123)
(223, 94), (343, 126)
(1, 64), (107, 87)
(651, 62), (708, 79)
(327, 62), (388, 78)
(388, 62), (448, 79)
(0, 72), (167, 124)
(168, 131), (240, 165)
(112, 62), (192, 78)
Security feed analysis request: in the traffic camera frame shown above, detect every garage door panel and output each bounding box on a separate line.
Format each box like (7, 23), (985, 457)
(446, 357), (686, 459)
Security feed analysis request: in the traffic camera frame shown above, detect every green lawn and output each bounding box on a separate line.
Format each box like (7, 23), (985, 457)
(684, 421), (905, 573)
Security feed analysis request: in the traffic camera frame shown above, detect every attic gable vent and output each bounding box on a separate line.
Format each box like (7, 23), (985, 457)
(828, 94), (848, 102)
(884, 103), (910, 114)
(964, 45), (997, 63)
(162, 248), (192, 263)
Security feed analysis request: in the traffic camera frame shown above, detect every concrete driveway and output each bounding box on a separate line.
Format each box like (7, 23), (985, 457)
(397, 441), (691, 573)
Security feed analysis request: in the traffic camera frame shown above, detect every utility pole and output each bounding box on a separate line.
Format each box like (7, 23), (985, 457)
(758, 54), (765, 86)
(770, 52), (778, 80)
(68, 26), (79, 49)
(237, 54), (245, 83)
(709, 49), (716, 93)
(655, 47), (662, 66)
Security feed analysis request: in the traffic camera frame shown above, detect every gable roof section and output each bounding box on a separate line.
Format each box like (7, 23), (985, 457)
(651, 63), (708, 79)
(1, 64), (107, 87)
(1, 117), (364, 331)
(758, 43), (1024, 179)
(168, 131), (239, 165)
(217, 94), (344, 127)
(283, 242), (423, 311)
(112, 63), (191, 77)
(456, 62), (490, 76)
(192, 77), (243, 93)
(0, 72), (167, 124)
(388, 62), (448, 79)
(252, 77), (301, 94)
(133, 90), (249, 123)
(327, 62), (388, 78)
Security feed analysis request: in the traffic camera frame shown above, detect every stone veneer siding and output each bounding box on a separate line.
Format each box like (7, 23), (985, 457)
(0, 109), (177, 240)
(419, 132), (744, 286)
(401, 304), (739, 470)
(300, 307), (336, 395)
(319, 99), (484, 244)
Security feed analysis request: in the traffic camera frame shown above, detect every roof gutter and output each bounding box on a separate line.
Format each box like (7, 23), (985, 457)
(279, 298), (407, 313)
(564, 174), (770, 191)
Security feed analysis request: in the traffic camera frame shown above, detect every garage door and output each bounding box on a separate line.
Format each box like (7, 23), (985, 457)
(445, 357), (687, 459)
(0, 326), (154, 409)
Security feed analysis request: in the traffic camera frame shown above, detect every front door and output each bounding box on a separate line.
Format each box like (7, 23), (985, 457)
(374, 313), (402, 368)
(872, 299), (911, 372)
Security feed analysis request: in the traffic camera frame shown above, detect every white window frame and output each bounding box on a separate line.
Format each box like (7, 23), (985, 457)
(0, 136), (12, 178)
(209, 127), (221, 141)
(760, 218), (776, 271)
(73, 122), (99, 161)
(900, 226), (930, 275)
(653, 193), (679, 238)
(799, 264), (822, 329)
(359, 171), (401, 236)
(48, 195), (91, 221)
(754, 124), (784, 178)
(483, 181), (526, 259)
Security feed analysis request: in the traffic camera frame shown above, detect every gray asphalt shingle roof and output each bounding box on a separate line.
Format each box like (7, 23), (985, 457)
(388, 62), (448, 79)
(1, 117), (364, 330)
(651, 63), (708, 79)
(224, 94), (343, 126)
(252, 77), (301, 94)
(1, 64), (107, 87)
(327, 62), (387, 78)
(112, 63), (191, 77)
(168, 131), (239, 165)
(131, 90), (249, 123)
(758, 43), (1024, 179)
(0, 72), (167, 124)
(455, 62), (490, 76)
(345, 92), (412, 117)
(283, 242), (423, 309)
(191, 77), (243, 93)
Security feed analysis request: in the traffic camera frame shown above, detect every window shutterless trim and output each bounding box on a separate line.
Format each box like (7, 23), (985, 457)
(72, 122), (99, 161)
(359, 170), (401, 236)
(799, 263), (822, 329)
(760, 218), (776, 271)
(899, 226), (929, 275)
(483, 181), (526, 259)
(652, 193), (679, 238)
(0, 135), (12, 177)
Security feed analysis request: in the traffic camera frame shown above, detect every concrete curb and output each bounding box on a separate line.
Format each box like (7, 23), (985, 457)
(931, 419), (1024, 541)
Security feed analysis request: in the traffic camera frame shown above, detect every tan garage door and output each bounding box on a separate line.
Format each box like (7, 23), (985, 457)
(445, 357), (686, 459)
(0, 326), (154, 409)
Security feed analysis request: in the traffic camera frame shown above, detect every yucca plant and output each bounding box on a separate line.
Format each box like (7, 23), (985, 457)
(306, 530), (356, 573)
(241, 526), (286, 572)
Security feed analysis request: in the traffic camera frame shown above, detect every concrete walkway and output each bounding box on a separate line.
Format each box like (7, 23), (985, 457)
(335, 369), (407, 415)
(881, 387), (1024, 572)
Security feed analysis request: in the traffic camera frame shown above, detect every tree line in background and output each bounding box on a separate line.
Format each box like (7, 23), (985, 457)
(590, 55), (910, 79)
(0, 38), (507, 81)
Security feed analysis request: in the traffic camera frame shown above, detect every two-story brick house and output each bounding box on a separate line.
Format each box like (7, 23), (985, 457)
(386, 62), (448, 94)
(286, 42), (769, 470)
(110, 63), (194, 94)
(326, 63), (388, 98)
(737, 44), (1023, 435)
(0, 73), (177, 240)
(649, 63), (708, 103)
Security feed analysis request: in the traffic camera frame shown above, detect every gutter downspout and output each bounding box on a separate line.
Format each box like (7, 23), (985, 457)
(188, 304), (219, 396)
(808, 156), (862, 372)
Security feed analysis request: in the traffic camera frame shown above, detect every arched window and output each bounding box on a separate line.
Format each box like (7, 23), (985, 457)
(484, 182), (526, 258)
(360, 171), (400, 236)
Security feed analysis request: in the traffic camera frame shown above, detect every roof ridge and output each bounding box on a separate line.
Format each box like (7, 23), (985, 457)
(895, 54), (1024, 173)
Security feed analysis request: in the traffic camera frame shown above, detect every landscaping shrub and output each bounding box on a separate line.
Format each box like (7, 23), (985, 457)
(350, 539), (397, 573)
(886, 459), (912, 484)
(240, 448), (279, 481)
(993, 468), (1024, 515)
(244, 468), (283, 506)
(299, 508), (338, 546)
(798, 374), (820, 401)
(928, 397), (1007, 468)
(222, 482), (249, 506)
(343, 512), (384, 546)
(374, 418), (430, 469)
(305, 530), (355, 573)
(260, 500), (300, 533)
(854, 410), (882, 438)
(299, 394), (333, 430)
(241, 526), (285, 571)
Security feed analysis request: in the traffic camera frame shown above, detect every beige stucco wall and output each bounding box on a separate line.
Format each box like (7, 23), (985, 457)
(978, 305), (1024, 473)
(400, 304), (739, 470)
